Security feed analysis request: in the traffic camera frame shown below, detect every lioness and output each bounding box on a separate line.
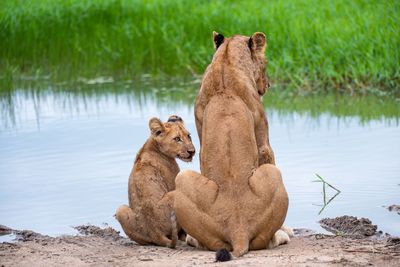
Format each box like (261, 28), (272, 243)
(174, 32), (289, 258)
(194, 32), (275, 166)
(115, 115), (195, 248)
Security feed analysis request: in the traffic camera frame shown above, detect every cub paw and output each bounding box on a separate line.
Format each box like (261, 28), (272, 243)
(186, 234), (200, 248)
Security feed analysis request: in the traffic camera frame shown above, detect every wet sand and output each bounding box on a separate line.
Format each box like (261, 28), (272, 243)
(1, 222), (399, 267)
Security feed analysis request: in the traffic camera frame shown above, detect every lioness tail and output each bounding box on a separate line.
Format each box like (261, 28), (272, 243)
(216, 248), (232, 262)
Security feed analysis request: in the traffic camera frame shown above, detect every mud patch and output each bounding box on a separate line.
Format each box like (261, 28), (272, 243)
(319, 215), (378, 237)
(14, 230), (51, 242)
(386, 237), (400, 251)
(0, 224), (13, 236)
(74, 225), (122, 241)
(0, 225), (51, 243)
(386, 205), (400, 215)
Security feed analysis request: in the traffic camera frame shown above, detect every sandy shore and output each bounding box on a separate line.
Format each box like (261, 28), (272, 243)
(0, 223), (399, 267)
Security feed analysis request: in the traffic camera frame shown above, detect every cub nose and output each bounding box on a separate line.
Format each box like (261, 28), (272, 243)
(188, 149), (195, 157)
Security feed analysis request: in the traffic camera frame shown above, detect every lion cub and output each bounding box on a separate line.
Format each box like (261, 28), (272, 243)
(115, 115), (195, 248)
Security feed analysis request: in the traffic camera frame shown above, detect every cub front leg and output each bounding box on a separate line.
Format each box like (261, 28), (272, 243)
(154, 191), (178, 248)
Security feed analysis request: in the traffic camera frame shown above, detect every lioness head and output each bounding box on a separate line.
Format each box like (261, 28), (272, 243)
(212, 31), (270, 96)
(149, 115), (195, 162)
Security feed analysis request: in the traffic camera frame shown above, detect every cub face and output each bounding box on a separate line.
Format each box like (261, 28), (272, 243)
(149, 115), (195, 162)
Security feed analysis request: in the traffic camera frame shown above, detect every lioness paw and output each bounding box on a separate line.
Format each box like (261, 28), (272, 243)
(268, 229), (290, 249)
(280, 225), (294, 238)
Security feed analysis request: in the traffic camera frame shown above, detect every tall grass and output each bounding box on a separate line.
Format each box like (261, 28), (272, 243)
(0, 0), (399, 94)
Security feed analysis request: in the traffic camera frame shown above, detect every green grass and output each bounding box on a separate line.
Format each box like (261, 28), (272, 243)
(0, 0), (399, 94)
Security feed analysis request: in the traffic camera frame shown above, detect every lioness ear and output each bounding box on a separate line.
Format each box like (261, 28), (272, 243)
(167, 115), (184, 124)
(149, 117), (164, 136)
(213, 31), (224, 50)
(249, 32), (267, 53)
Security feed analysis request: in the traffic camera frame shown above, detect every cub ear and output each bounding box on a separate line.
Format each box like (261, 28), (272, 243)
(213, 31), (224, 50)
(167, 115), (184, 124)
(149, 117), (165, 136)
(249, 32), (267, 53)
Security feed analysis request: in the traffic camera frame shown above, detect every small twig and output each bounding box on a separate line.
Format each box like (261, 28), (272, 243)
(169, 249), (184, 256)
(314, 174), (341, 215)
(318, 191), (341, 215)
(326, 191), (341, 206)
(315, 173), (341, 193)
(343, 249), (393, 255)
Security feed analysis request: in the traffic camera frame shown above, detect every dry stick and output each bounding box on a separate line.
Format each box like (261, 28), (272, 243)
(343, 249), (396, 255)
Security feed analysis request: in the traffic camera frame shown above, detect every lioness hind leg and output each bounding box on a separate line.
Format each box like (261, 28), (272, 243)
(174, 170), (229, 251)
(248, 164), (289, 250)
(175, 170), (219, 209)
(250, 229), (290, 250)
(248, 164), (285, 199)
(175, 192), (228, 251)
(115, 205), (150, 245)
(249, 234), (268, 250)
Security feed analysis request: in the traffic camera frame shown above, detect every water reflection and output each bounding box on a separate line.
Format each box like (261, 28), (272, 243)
(1, 78), (399, 130)
(0, 77), (199, 129)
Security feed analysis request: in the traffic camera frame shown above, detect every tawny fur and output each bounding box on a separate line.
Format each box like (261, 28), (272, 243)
(174, 32), (289, 257)
(116, 116), (195, 248)
(195, 31), (275, 166)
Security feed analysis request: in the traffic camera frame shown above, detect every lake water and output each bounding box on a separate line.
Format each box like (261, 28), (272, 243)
(0, 79), (399, 240)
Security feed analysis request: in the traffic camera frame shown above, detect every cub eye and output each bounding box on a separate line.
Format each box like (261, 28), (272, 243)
(174, 136), (182, 142)
(188, 134), (192, 140)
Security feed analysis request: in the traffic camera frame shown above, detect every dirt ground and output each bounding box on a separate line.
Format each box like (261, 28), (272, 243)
(1, 221), (399, 267)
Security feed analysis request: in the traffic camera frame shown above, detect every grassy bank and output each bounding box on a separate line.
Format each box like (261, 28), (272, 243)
(0, 0), (399, 94)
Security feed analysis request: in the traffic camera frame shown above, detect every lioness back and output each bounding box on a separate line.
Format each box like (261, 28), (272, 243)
(201, 95), (258, 187)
